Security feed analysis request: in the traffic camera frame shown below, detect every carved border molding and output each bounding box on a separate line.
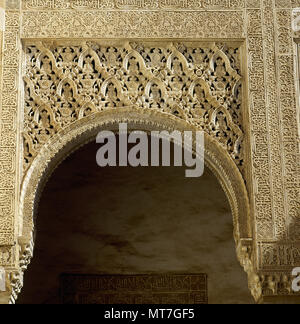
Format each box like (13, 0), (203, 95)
(0, 11), (20, 251)
(21, 10), (245, 39)
(246, 1), (300, 276)
(20, 108), (251, 240)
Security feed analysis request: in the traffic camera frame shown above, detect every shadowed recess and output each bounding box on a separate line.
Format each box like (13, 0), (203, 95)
(18, 138), (252, 304)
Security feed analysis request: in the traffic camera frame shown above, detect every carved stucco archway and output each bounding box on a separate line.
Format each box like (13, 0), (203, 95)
(9, 38), (257, 304)
(16, 108), (255, 304)
(0, 1), (299, 305)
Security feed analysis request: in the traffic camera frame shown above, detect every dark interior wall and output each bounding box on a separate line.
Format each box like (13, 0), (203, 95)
(18, 138), (253, 304)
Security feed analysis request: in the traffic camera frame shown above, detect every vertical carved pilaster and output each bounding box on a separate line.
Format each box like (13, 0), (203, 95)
(0, 3), (22, 305)
(0, 7), (20, 247)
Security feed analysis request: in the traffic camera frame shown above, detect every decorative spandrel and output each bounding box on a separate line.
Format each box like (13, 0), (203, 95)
(23, 41), (244, 171)
(60, 274), (208, 304)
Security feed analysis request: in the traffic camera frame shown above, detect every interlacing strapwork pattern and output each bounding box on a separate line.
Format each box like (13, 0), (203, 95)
(23, 41), (244, 171)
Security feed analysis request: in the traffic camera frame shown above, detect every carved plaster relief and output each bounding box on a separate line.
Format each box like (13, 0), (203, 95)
(0, 0), (298, 303)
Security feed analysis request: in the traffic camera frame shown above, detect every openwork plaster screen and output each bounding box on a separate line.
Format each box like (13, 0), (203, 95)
(23, 41), (244, 169)
(0, 0), (299, 304)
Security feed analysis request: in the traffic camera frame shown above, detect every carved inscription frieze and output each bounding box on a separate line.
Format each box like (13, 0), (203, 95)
(260, 243), (300, 269)
(22, 0), (245, 10)
(60, 274), (208, 304)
